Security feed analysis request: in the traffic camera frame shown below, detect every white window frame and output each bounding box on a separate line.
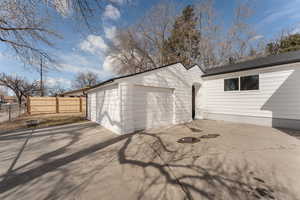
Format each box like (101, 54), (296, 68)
(224, 74), (260, 92)
(224, 77), (240, 92)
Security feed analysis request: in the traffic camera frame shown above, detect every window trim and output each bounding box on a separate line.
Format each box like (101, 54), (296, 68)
(240, 74), (260, 91)
(224, 77), (240, 91)
(224, 74), (260, 92)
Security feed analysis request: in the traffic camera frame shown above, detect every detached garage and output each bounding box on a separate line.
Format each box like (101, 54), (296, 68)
(86, 63), (204, 134)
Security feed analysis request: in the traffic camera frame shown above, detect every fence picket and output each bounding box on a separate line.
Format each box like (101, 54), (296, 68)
(28, 97), (86, 115)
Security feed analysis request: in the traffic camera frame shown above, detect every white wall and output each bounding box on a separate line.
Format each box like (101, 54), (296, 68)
(133, 85), (174, 131)
(87, 92), (95, 121)
(203, 62), (300, 125)
(87, 84), (121, 134)
(119, 64), (204, 134)
(188, 66), (205, 119)
(88, 62), (300, 133)
(87, 64), (204, 134)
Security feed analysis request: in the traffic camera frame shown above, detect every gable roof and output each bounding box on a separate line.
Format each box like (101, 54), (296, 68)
(86, 51), (300, 92)
(202, 50), (300, 77)
(86, 62), (204, 92)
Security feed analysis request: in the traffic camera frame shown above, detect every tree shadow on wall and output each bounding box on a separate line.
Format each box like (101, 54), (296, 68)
(130, 65), (196, 132)
(261, 68), (300, 137)
(95, 86), (122, 132)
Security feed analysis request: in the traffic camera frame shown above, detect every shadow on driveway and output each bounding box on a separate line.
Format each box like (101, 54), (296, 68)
(276, 128), (300, 140)
(0, 121), (299, 200)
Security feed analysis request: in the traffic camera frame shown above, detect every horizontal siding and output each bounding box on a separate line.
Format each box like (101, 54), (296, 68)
(88, 84), (121, 133)
(119, 64), (204, 133)
(133, 86), (174, 131)
(204, 63), (300, 120)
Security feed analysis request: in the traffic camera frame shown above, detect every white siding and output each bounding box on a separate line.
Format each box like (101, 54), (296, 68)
(188, 66), (205, 119)
(132, 85), (174, 131)
(89, 93), (96, 121)
(88, 61), (300, 133)
(87, 92), (91, 120)
(118, 64), (204, 133)
(87, 64), (204, 134)
(203, 62), (300, 121)
(88, 84), (121, 134)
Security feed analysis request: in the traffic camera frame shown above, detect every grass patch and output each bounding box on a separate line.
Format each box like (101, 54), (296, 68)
(0, 113), (87, 133)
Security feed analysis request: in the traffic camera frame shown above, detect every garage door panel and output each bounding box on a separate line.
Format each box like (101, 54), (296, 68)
(133, 85), (174, 131)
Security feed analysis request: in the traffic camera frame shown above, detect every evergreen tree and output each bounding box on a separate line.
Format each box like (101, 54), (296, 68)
(267, 34), (300, 55)
(163, 5), (201, 66)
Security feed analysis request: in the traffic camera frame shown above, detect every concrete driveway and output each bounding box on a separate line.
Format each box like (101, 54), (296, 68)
(0, 120), (300, 200)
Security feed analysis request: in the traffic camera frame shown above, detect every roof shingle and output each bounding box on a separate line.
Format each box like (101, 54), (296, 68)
(202, 50), (300, 77)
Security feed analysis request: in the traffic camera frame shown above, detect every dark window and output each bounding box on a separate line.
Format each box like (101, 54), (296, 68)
(240, 75), (259, 90)
(224, 78), (239, 91)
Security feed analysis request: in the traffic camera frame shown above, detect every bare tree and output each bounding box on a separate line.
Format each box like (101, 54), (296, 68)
(0, 0), (62, 67)
(107, 2), (176, 74)
(54, 0), (130, 27)
(265, 28), (300, 55)
(0, 73), (39, 105)
(194, 0), (219, 67)
(72, 71), (99, 89)
(47, 86), (67, 97)
(0, 86), (8, 96)
(106, 0), (264, 74)
(0, 0), (129, 68)
(217, 1), (258, 65)
(107, 28), (157, 74)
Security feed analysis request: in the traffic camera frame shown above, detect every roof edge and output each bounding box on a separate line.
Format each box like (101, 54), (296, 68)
(86, 62), (191, 92)
(188, 64), (206, 73)
(59, 87), (87, 95)
(202, 58), (300, 77)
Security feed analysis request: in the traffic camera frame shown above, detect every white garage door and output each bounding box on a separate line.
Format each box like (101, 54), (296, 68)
(133, 85), (174, 131)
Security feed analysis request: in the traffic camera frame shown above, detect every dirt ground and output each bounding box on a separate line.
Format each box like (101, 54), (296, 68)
(0, 113), (86, 133)
(0, 120), (300, 200)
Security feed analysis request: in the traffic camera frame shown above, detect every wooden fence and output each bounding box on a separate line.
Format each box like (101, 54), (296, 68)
(27, 97), (86, 115)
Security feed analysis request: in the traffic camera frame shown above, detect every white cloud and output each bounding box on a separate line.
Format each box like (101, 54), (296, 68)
(259, 0), (300, 27)
(46, 77), (71, 88)
(60, 63), (109, 77)
(59, 52), (91, 67)
(79, 35), (108, 55)
(103, 4), (121, 20)
(56, 51), (113, 80)
(250, 35), (264, 41)
(291, 26), (300, 34)
(102, 56), (115, 72)
(104, 26), (117, 41)
(110, 0), (126, 4)
(102, 55), (122, 72)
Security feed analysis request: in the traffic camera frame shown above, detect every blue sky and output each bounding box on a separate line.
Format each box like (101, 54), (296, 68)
(1, 0), (300, 92)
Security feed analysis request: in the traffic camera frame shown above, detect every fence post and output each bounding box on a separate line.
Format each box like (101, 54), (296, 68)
(8, 104), (12, 121)
(27, 97), (31, 115)
(56, 97), (59, 113)
(79, 97), (82, 113)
